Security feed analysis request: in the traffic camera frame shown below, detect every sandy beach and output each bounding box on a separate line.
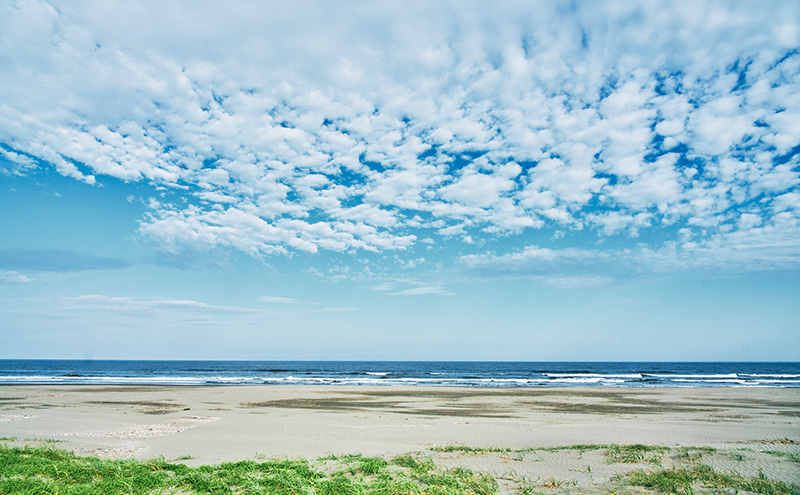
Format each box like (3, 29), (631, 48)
(2, 385), (798, 492)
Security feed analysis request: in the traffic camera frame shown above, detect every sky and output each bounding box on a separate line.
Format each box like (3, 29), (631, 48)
(1, 0), (799, 361)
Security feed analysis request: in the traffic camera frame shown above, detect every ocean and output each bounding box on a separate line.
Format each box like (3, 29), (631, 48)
(0, 360), (798, 387)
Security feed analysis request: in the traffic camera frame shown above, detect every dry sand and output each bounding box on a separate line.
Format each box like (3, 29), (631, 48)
(2, 385), (798, 491)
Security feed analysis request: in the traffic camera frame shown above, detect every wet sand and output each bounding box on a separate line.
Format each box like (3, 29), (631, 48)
(2, 385), (798, 490)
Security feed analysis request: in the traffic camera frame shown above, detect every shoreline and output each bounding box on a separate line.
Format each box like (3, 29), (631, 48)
(3, 360), (798, 388)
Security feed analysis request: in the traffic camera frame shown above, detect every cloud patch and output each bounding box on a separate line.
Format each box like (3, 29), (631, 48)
(390, 285), (454, 296)
(258, 296), (300, 304)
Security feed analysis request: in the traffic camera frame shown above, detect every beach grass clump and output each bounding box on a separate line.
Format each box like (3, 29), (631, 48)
(673, 446), (716, 463)
(542, 443), (606, 452)
(356, 456), (389, 475)
(431, 446), (512, 454)
(605, 444), (670, 464)
(390, 454), (436, 473)
(321, 453), (389, 476)
(431, 443), (675, 463)
(626, 464), (800, 495)
(0, 443), (498, 495)
(537, 443), (669, 461)
(415, 467), (496, 495)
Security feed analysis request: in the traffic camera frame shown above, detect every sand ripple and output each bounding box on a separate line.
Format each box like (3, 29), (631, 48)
(62, 415), (220, 439)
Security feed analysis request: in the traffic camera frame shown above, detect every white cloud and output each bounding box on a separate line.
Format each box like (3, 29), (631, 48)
(587, 211), (652, 237)
(0, 147), (37, 175)
(59, 295), (274, 316)
(258, 296), (300, 304)
(460, 210), (800, 278)
(0, 271), (34, 284)
(390, 285), (453, 296)
(1, 1), (799, 272)
(458, 244), (616, 278)
(313, 306), (356, 313)
(395, 256), (426, 269)
(604, 153), (683, 212)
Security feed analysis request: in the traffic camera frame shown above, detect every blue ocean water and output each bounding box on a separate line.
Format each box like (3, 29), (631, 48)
(0, 360), (798, 387)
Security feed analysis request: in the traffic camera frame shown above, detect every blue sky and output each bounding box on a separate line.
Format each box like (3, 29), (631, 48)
(1, 0), (799, 361)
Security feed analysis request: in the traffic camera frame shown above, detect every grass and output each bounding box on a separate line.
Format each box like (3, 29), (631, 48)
(517, 479), (540, 495)
(431, 446), (513, 454)
(390, 454), (436, 473)
(432, 443), (671, 464)
(0, 443), (498, 494)
(432, 444), (608, 455)
(354, 456), (388, 475)
(605, 444), (670, 464)
(626, 464), (800, 495)
(421, 444), (800, 495)
(4, 442), (798, 495)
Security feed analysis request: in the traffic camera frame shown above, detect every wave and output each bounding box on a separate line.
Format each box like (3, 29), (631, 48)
(644, 373), (740, 379)
(741, 374), (800, 378)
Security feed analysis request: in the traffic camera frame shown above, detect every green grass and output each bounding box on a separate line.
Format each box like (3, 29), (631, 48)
(5, 442), (798, 495)
(672, 446), (715, 463)
(355, 456), (388, 475)
(605, 444), (670, 464)
(432, 443), (671, 464)
(431, 446), (513, 454)
(0, 444), (498, 494)
(626, 464), (800, 495)
(390, 454), (436, 473)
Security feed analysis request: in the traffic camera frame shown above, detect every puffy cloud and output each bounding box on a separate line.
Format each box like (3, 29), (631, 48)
(1, 0), (798, 271)
(0, 147), (37, 175)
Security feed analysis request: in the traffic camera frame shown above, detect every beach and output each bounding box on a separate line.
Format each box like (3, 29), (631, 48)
(2, 385), (799, 492)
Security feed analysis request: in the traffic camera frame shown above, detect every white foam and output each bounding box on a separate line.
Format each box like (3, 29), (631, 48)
(545, 373), (643, 379)
(645, 374), (739, 379)
(742, 374), (800, 378)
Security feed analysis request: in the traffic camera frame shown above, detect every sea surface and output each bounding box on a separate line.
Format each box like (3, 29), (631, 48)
(0, 360), (798, 387)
